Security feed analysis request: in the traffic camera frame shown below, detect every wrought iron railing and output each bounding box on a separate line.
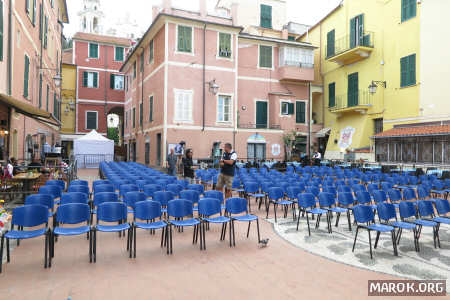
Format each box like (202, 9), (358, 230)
(75, 154), (114, 169)
(326, 31), (374, 58)
(328, 90), (372, 111)
(237, 123), (281, 130)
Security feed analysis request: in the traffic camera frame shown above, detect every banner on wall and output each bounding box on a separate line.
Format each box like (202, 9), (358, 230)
(338, 126), (355, 149)
(271, 144), (281, 156)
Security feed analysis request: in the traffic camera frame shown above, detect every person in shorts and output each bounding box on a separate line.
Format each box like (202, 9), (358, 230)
(216, 143), (237, 199)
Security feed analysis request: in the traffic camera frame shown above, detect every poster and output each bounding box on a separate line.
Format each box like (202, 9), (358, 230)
(271, 144), (281, 156)
(338, 126), (355, 149)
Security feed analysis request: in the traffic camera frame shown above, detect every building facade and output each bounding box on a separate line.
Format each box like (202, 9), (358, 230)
(0, 0), (68, 162)
(121, 0), (315, 165)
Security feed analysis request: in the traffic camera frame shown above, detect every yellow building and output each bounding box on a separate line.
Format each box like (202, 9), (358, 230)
(60, 49), (77, 157)
(301, 0), (422, 161)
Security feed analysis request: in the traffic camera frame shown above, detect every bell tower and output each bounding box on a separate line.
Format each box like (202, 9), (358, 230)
(78, 0), (104, 34)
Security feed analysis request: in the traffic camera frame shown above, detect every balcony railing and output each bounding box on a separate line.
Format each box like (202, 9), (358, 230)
(238, 123), (281, 130)
(326, 31), (374, 59)
(281, 60), (314, 69)
(328, 90), (372, 112)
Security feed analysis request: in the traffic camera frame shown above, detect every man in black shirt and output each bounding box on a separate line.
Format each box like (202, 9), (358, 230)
(182, 149), (195, 184)
(216, 143), (237, 199)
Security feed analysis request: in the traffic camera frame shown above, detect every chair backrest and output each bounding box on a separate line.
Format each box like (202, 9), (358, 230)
(93, 180), (110, 189)
(380, 182), (393, 192)
(135, 180), (148, 191)
(166, 184), (183, 195)
(68, 184), (90, 196)
(69, 179), (89, 186)
(367, 183), (379, 195)
(119, 184), (139, 197)
(268, 187), (284, 200)
(203, 190), (224, 203)
(402, 188), (416, 201)
(417, 186), (429, 199)
(56, 203), (90, 224)
(337, 185), (351, 193)
(11, 204), (49, 227)
(134, 200), (162, 221)
(94, 192), (119, 207)
(356, 191), (371, 205)
(323, 186), (337, 197)
(25, 194), (54, 211)
(152, 191), (176, 207)
(352, 184), (366, 193)
(94, 184), (115, 194)
(417, 200), (435, 218)
(39, 185), (62, 199)
(286, 186), (302, 199)
(198, 198), (221, 217)
(353, 205), (375, 224)
(376, 202), (396, 222)
(187, 184), (204, 194)
(179, 190), (200, 205)
(97, 202), (128, 223)
(305, 186), (320, 198)
(318, 192), (334, 208)
(244, 181), (258, 194)
(225, 197), (248, 215)
(124, 191), (147, 209)
(399, 201), (417, 219)
(373, 190), (388, 204)
(61, 192), (89, 205)
(337, 192), (354, 207)
(46, 180), (66, 190)
(298, 193), (316, 209)
(435, 199), (450, 216)
(167, 199), (193, 218)
(143, 184), (163, 197)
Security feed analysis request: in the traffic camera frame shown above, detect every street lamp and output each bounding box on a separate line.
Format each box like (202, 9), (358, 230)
(207, 79), (219, 95)
(368, 80), (387, 94)
(40, 67), (62, 87)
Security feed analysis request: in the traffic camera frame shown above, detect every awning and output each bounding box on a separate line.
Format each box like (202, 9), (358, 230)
(0, 93), (61, 127)
(315, 127), (331, 137)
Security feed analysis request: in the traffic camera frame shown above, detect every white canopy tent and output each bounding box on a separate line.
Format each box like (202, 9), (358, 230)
(74, 130), (114, 168)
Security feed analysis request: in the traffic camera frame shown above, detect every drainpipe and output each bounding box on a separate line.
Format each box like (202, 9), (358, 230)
(308, 82), (312, 158)
(202, 23), (206, 131)
(7, 0), (13, 95)
(39, 3), (44, 111)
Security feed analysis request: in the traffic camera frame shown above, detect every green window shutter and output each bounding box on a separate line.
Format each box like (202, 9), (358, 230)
(409, 0), (417, 20)
(32, 0), (36, 25)
(140, 53), (144, 72)
(219, 33), (231, 57)
(296, 102), (306, 123)
(115, 47), (123, 61)
(23, 55), (29, 98)
(53, 93), (57, 116)
(132, 108), (135, 128)
(149, 96), (153, 121)
(288, 103), (294, 115)
(400, 56), (408, 87)
(26, 0), (29, 13)
(139, 102), (143, 126)
(326, 30), (335, 57)
(133, 62), (136, 78)
(287, 36), (295, 41)
(110, 74), (115, 89)
(328, 82), (336, 107)
(89, 43), (98, 58)
(256, 101), (268, 128)
(259, 45), (272, 68)
(178, 26), (192, 52)
(0, 0), (3, 61)
(46, 85), (49, 111)
(347, 72), (359, 107)
(38, 74), (42, 108)
(350, 17), (356, 48)
(260, 4), (272, 28)
(38, 4), (42, 41)
(357, 14), (364, 46)
(408, 54), (416, 86)
(149, 40), (154, 62)
(82, 71), (88, 87)
(93, 73), (98, 87)
(44, 16), (48, 49)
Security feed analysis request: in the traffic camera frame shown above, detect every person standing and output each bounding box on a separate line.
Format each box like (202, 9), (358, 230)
(216, 143), (237, 199)
(167, 148), (177, 177)
(313, 150), (322, 166)
(182, 149), (195, 184)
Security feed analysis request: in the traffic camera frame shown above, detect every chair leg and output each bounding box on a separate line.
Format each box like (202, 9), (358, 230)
(232, 220), (236, 247)
(256, 219), (260, 243)
(0, 236), (3, 273)
(368, 229), (373, 259)
(346, 210), (352, 231)
(93, 229), (97, 263)
(374, 231), (381, 249)
(89, 229), (92, 263)
(335, 212), (341, 227)
(391, 230), (398, 256)
(6, 237), (10, 263)
(229, 220), (233, 248)
(169, 225), (173, 254)
(246, 222), (251, 238)
(296, 211), (301, 231)
(352, 226), (359, 252)
(160, 227), (165, 248)
(306, 213), (311, 236)
(44, 232), (48, 269)
(274, 203), (277, 223)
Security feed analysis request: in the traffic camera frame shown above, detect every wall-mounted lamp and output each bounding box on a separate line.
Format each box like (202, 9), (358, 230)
(368, 80), (387, 94)
(39, 67), (62, 87)
(206, 79), (219, 95)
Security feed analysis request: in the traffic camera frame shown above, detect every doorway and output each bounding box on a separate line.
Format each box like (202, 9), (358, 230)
(247, 143), (266, 160)
(156, 133), (162, 166)
(256, 101), (268, 129)
(145, 142), (150, 165)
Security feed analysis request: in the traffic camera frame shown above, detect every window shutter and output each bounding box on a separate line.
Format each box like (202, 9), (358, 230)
(44, 16), (48, 49)
(408, 54), (416, 86)
(38, 4), (42, 41)
(328, 82), (336, 107)
(400, 56), (408, 87)
(296, 102), (305, 123)
(357, 14), (364, 46)
(93, 72), (98, 88)
(82, 71), (88, 87)
(140, 53), (144, 72)
(260, 4), (272, 28)
(185, 27), (192, 52)
(23, 55), (29, 98)
(288, 103), (294, 115)
(32, 0), (36, 25)
(178, 26), (184, 52)
(139, 102), (143, 126)
(110, 74), (115, 89)
(350, 17), (356, 48)
(409, 0), (416, 20)
(46, 85), (49, 111)
(53, 93), (57, 117)
(149, 96), (153, 121)
(327, 30), (335, 57)
(259, 46), (272, 68)
(0, 0), (3, 61)
(26, 0), (29, 13)
(149, 40), (154, 62)
(401, 0), (407, 21)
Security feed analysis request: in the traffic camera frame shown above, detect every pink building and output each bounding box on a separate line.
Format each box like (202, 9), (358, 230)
(121, 1), (315, 165)
(68, 32), (131, 138)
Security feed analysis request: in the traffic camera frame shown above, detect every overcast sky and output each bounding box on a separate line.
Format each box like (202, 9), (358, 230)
(64, 0), (341, 38)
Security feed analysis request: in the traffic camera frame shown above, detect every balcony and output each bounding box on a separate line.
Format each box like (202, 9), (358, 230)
(279, 47), (315, 82)
(326, 32), (374, 65)
(328, 90), (372, 115)
(238, 123), (281, 130)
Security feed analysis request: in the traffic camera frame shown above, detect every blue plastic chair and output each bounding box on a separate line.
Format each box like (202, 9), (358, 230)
(69, 179), (89, 186)
(93, 202), (131, 262)
(50, 203), (92, 266)
(166, 184), (183, 197)
(132, 200), (168, 257)
(167, 199), (201, 254)
(119, 184), (139, 199)
(418, 200), (448, 240)
(124, 191), (147, 212)
(39, 185), (62, 204)
(0, 204), (50, 273)
(204, 190), (225, 209)
(180, 190), (200, 211)
(187, 184), (204, 195)
(143, 184), (163, 198)
(60, 192), (89, 205)
(93, 184), (115, 195)
(152, 191), (176, 214)
(93, 180), (110, 190)
(225, 197), (260, 246)
(352, 205), (397, 259)
(435, 199), (450, 217)
(336, 192), (355, 231)
(297, 193), (328, 235)
(68, 184), (90, 197)
(266, 187), (293, 222)
(198, 198), (231, 249)
(46, 180), (66, 191)
(244, 182), (265, 212)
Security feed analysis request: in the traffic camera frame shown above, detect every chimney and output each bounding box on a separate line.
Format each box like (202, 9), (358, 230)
(282, 27), (289, 40)
(231, 3), (239, 26)
(163, 0), (172, 14)
(199, 0), (207, 17)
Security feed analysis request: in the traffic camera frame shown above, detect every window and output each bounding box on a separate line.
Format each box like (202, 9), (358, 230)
(400, 54), (416, 87)
(115, 46), (124, 61)
(133, 61), (136, 78)
(328, 82), (336, 107)
(132, 107), (135, 128)
(174, 90), (193, 122)
(110, 74), (124, 90)
(279, 46), (314, 68)
(288, 36), (295, 41)
(149, 96), (153, 122)
(149, 40), (154, 63)
(125, 111), (128, 128)
(89, 43), (99, 58)
(259, 45), (272, 68)
(140, 52), (144, 72)
(26, 0), (36, 25)
(177, 25), (192, 53)
(53, 93), (58, 118)
(46, 84), (49, 111)
(82, 71), (98, 88)
(348, 72), (359, 107)
(281, 101), (294, 116)
(350, 14), (364, 48)
(217, 95), (231, 122)
(23, 55), (30, 98)
(50, 0), (54, 8)
(44, 15), (48, 49)
(326, 29), (335, 57)
(401, 0), (416, 22)
(0, 0), (4, 61)
(247, 143), (266, 160)
(38, 74), (42, 108)
(260, 4), (272, 29)
(86, 111), (98, 130)
(139, 102), (143, 127)
(374, 118), (383, 134)
(296, 101), (306, 124)
(218, 33), (231, 58)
